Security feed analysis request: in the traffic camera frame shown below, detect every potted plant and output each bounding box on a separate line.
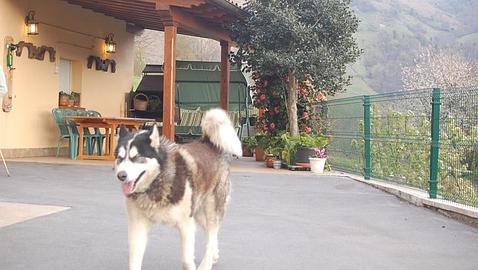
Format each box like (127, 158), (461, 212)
(309, 148), (327, 174)
(254, 134), (268, 161)
(281, 132), (328, 166)
(59, 91), (70, 107)
(295, 133), (328, 163)
(70, 91), (81, 107)
(272, 158), (282, 169)
(265, 153), (275, 168)
(264, 134), (285, 168)
(242, 136), (256, 157)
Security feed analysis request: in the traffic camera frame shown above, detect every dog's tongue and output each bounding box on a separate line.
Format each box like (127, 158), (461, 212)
(122, 181), (135, 195)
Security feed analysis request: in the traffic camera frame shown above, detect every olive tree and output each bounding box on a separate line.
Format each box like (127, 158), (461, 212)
(228, 0), (361, 135)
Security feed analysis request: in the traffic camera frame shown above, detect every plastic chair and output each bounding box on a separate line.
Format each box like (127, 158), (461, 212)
(52, 108), (95, 159)
(52, 108), (79, 159)
(85, 110), (105, 155)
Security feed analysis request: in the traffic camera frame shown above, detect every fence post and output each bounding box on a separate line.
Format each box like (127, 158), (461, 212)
(321, 100), (328, 134)
(429, 88), (441, 199)
(363, 96), (371, 180)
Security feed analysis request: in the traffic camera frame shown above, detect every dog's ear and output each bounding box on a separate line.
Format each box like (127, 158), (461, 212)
(149, 124), (161, 149)
(118, 125), (129, 138)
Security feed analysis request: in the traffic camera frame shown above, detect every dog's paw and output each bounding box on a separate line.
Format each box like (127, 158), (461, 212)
(182, 262), (196, 270)
(212, 250), (219, 264)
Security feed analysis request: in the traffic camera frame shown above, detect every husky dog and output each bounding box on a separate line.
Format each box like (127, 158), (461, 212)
(114, 108), (242, 270)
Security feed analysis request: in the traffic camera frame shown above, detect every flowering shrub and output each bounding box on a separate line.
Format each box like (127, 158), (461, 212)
(251, 72), (327, 135)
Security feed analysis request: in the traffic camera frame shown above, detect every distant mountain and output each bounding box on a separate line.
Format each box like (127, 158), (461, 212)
(348, 0), (478, 95)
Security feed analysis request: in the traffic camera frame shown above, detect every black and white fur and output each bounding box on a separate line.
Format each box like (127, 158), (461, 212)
(115, 108), (241, 270)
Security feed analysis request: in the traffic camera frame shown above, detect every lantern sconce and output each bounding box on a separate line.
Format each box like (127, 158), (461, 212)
(104, 33), (116, 54)
(25, 10), (39, 35)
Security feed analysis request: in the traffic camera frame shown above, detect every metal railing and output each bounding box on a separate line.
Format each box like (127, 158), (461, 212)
(316, 87), (478, 208)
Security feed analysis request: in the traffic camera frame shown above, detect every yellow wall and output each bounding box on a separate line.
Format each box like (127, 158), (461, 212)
(0, 0), (134, 153)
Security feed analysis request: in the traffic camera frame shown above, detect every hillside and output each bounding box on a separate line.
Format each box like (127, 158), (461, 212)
(350, 0), (478, 94)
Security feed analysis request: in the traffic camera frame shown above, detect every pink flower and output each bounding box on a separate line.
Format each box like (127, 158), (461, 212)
(316, 92), (326, 101)
(305, 127), (312, 133)
(302, 112), (309, 118)
(313, 148), (327, 158)
(259, 94), (266, 101)
(270, 123), (276, 129)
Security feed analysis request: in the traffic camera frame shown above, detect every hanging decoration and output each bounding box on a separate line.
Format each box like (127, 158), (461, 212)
(14, 41), (56, 62)
(87, 55), (116, 73)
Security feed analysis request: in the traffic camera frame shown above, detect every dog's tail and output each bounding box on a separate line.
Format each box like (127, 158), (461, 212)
(201, 108), (242, 156)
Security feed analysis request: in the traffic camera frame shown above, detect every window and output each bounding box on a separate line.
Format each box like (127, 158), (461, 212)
(58, 58), (82, 107)
(59, 58), (72, 93)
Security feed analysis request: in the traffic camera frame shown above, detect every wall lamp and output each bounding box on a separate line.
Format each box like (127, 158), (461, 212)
(25, 10), (39, 35)
(105, 33), (116, 53)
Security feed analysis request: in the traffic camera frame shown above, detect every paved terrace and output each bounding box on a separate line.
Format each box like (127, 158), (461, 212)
(0, 159), (478, 270)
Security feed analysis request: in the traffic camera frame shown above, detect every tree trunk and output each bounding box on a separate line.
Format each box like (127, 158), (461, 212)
(287, 71), (299, 136)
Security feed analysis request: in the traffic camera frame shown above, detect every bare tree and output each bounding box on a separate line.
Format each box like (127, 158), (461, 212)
(402, 46), (478, 90)
(401, 46), (478, 126)
(134, 30), (164, 76)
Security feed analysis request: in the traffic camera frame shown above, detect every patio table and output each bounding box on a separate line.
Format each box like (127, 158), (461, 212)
(67, 116), (152, 160)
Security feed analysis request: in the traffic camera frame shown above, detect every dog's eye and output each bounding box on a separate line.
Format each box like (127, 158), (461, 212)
(130, 156), (146, 163)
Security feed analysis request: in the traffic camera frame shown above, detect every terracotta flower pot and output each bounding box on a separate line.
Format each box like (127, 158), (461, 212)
(59, 95), (69, 106)
(265, 156), (274, 168)
(255, 147), (265, 161)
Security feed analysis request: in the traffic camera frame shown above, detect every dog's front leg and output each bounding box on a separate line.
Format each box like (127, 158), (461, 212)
(127, 202), (151, 270)
(179, 218), (196, 270)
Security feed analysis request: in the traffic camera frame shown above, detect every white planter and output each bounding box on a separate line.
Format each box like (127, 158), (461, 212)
(273, 160), (282, 169)
(309, 157), (326, 174)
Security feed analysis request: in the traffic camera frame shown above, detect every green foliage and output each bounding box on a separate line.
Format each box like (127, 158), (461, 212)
(264, 133), (286, 158)
(254, 134), (270, 149)
(242, 136), (258, 150)
(70, 91), (80, 100)
(281, 132), (328, 165)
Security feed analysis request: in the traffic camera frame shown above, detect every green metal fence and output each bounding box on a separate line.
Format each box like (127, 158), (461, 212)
(316, 96), (364, 174)
(316, 87), (478, 208)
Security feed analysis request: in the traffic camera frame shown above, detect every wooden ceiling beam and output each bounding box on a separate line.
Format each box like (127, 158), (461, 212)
(155, 0), (207, 10)
(62, 0), (238, 40)
(66, 0), (155, 10)
(66, 0), (156, 14)
(159, 7), (230, 41)
(71, 4), (161, 29)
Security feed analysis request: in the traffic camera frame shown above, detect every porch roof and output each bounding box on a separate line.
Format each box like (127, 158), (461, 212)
(62, 0), (246, 41)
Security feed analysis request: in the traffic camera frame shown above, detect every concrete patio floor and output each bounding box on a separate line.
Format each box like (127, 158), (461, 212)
(1, 160), (478, 270)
